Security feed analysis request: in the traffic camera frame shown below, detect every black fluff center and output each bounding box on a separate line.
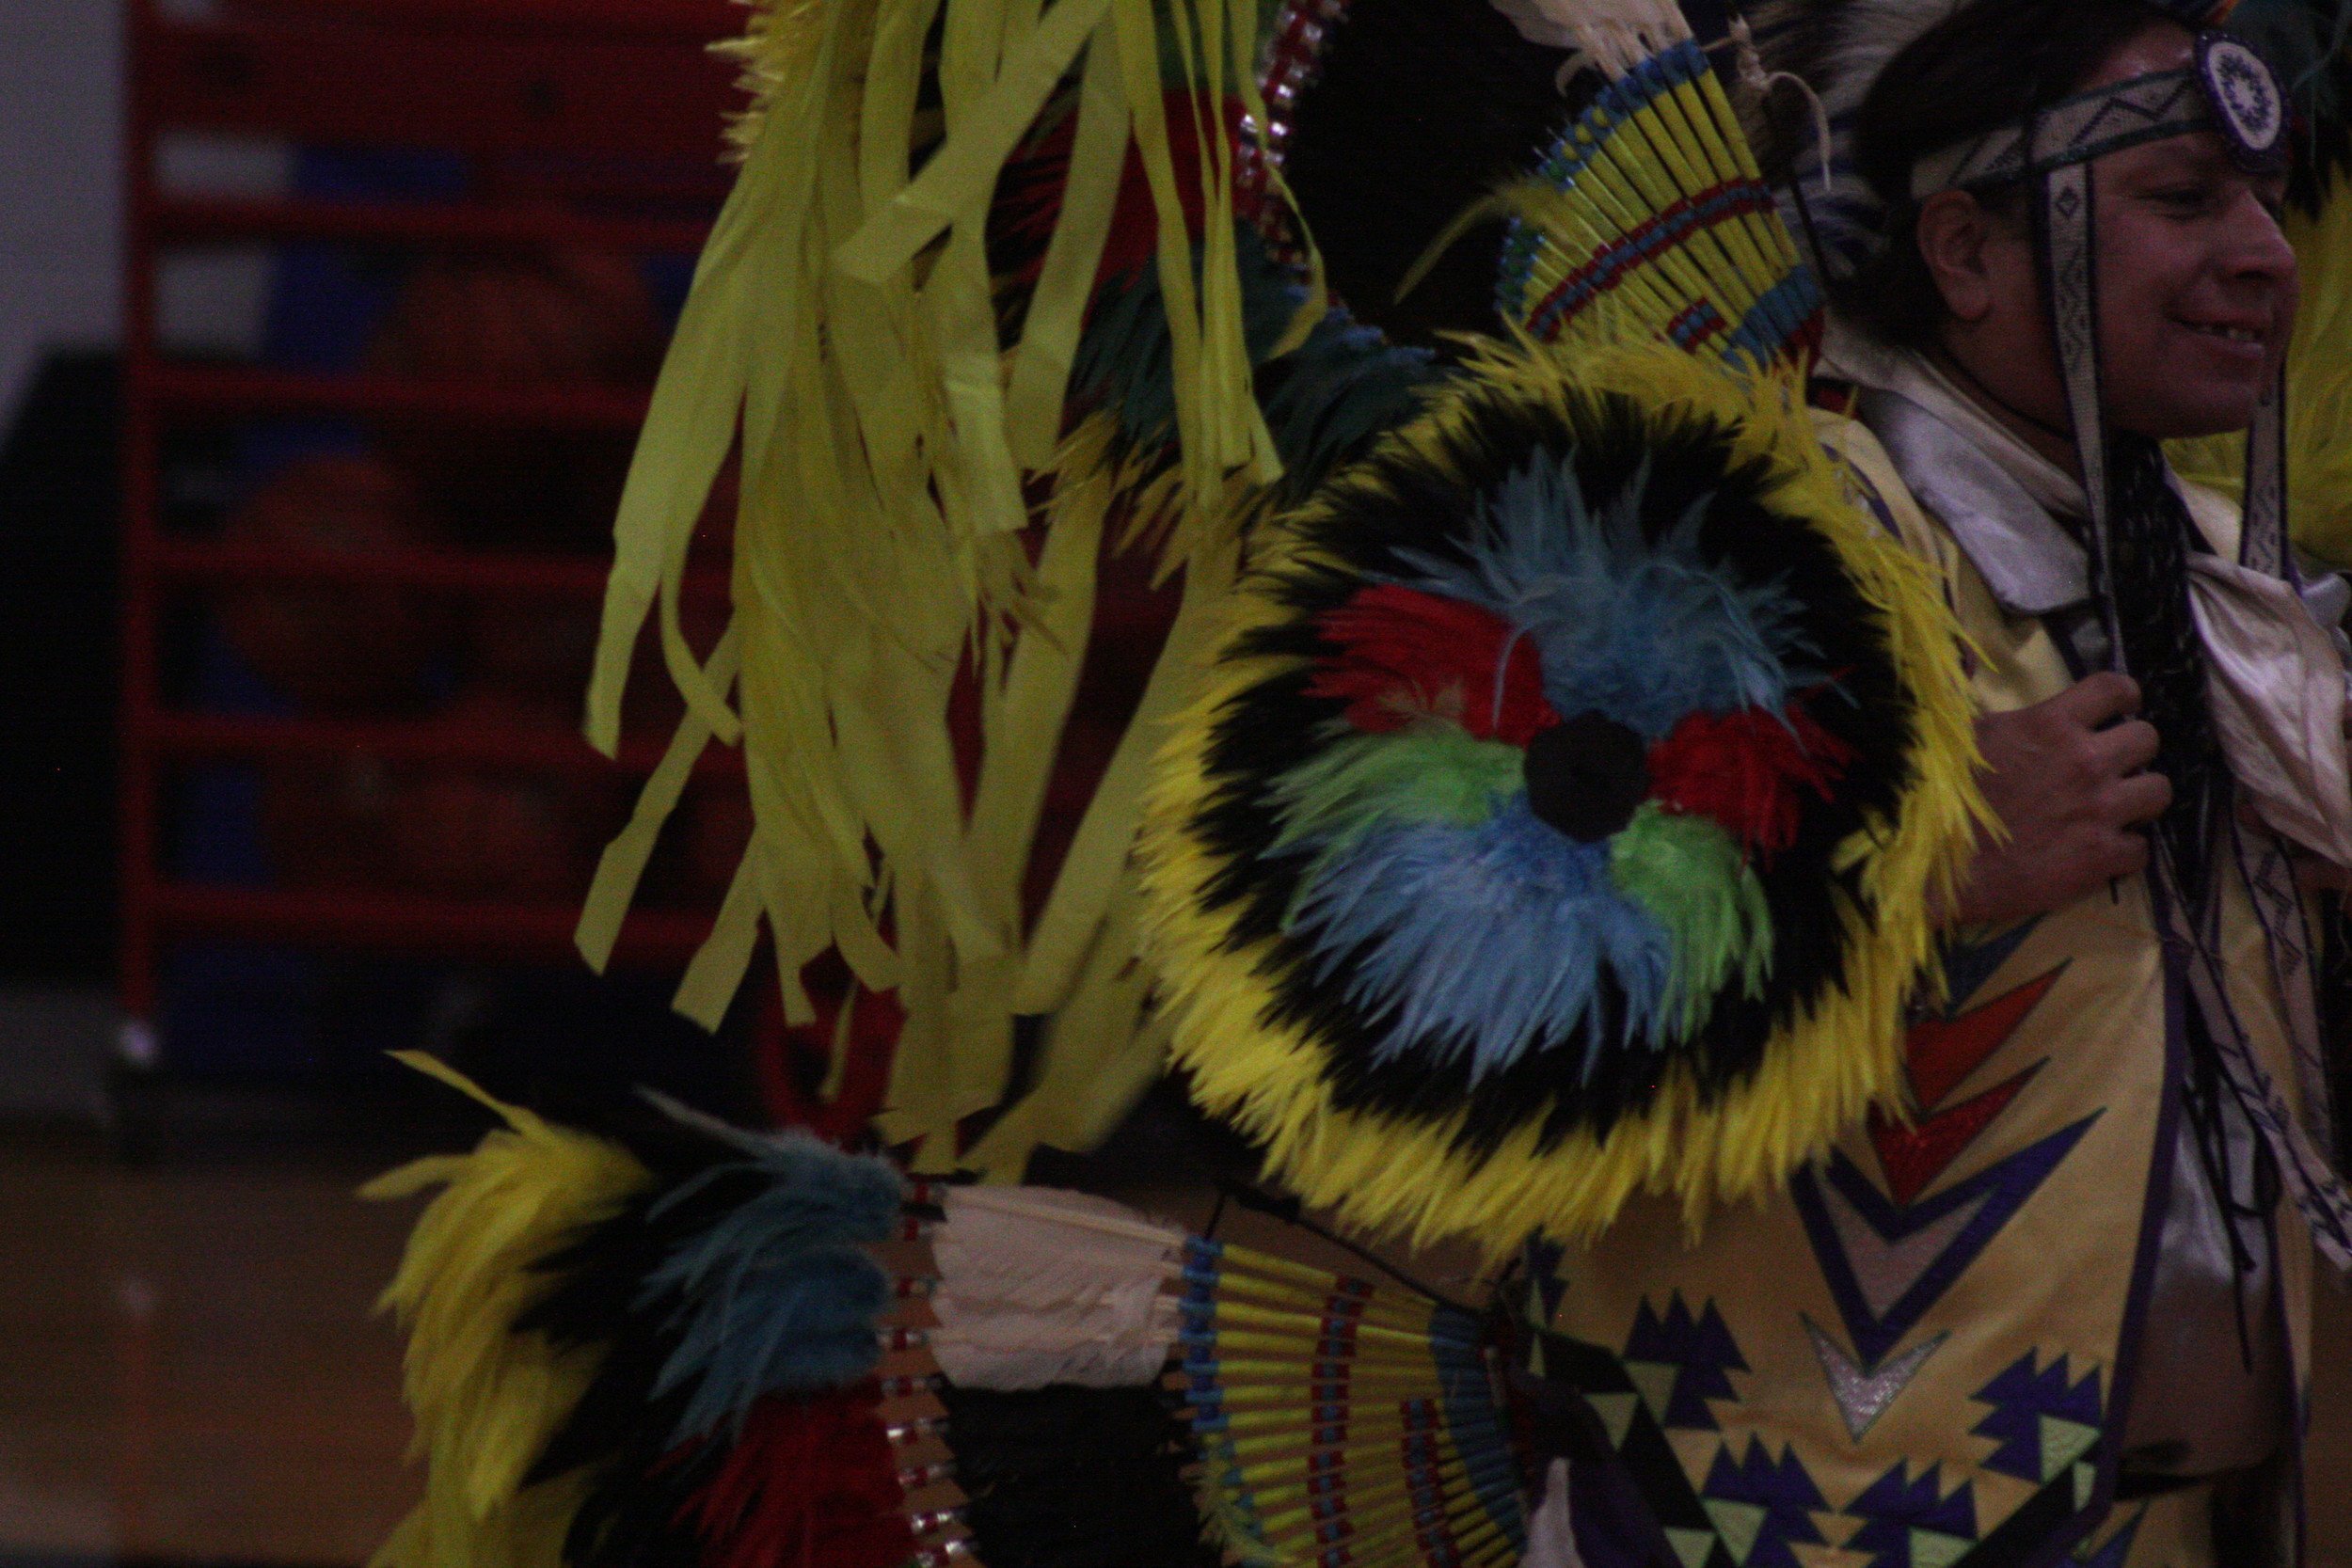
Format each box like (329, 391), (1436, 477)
(1522, 713), (1649, 842)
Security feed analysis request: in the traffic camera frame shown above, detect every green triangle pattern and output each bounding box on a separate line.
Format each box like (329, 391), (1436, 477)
(1665, 1526), (1719, 1568)
(1910, 1528), (1973, 1568)
(2038, 1416), (2099, 1482)
(2074, 1461), (2098, 1511)
(1589, 1391), (1640, 1449)
(1628, 1359), (1678, 1421)
(1705, 1499), (1767, 1563)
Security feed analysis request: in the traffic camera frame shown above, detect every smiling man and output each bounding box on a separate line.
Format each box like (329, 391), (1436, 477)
(1525, 2), (2352, 1563)
(1779, 0), (2333, 1558)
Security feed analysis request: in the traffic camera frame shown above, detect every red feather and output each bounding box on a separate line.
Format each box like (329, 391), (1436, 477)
(1646, 699), (1854, 861)
(1309, 584), (1553, 744)
(684, 1385), (915, 1568)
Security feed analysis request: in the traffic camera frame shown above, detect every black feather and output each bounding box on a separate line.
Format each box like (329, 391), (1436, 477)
(942, 1385), (1217, 1568)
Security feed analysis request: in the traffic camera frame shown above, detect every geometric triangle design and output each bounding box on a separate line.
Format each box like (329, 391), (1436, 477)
(1844, 1462), (1977, 1568)
(1870, 961), (2062, 1207)
(1909, 1528), (1972, 1568)
(1624, 1296), (1749, 1431)
(2037, 1417), (2100, 1483)
(1824, 1188), (1990, 1321)
(1667, 1525), (1721, 1568)
(1590, 1389), (1642, 1449)
(1701, 1437), (1828, 1566)
(2073, 1462), (2097, 1512)
(1793, 1117), (2098, 1367)
(1630, 1360), (1680, 1422)
(1707, 1498), (1769, 1561)
(1929, 920), (2044, 1031)
(1870, 1064), (2045, 1208)
(1905, 966), (2061, 1108)
(1969, 1350), (2106, 1484)
(1804, 1316), (1946, 1442)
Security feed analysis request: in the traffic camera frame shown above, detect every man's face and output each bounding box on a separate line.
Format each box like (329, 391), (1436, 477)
(1933, 24), (2297, 442)
(2092, 31), (2297, 438)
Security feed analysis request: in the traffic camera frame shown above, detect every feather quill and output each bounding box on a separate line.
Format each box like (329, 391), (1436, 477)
(1488, 0), (1691, 75)
(930, 1186), (1188, 1389)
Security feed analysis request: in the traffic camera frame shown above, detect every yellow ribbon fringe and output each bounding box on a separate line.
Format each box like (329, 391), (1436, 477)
(580, 0), (1293, 1176)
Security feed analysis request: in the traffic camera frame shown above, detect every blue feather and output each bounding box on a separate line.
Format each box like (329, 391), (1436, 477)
(652, 1244), (891, 1441)
(1291, 797), (1675, 1079)
(1071, 225), (1307, 451)
(647, 1130), (904, 1258)
(637, 1132), (906, 1440)
(1262, 310), (1441, 502)
(1395, 453), (1815, 739)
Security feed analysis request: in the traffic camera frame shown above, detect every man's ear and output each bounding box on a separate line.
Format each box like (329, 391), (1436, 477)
(1915, 189), (1997, 324)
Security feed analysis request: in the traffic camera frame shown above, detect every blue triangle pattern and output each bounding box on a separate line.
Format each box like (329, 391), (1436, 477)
(1701, 1437), (1827, 1567)
(1971, 1352), (2104, 1482)
(1625, 1292), (1749, 1431)
(1931, 918), (2043, 1022)
(1792, 1116), (2098, 1366)
(1845, 1463), (1979, 1568)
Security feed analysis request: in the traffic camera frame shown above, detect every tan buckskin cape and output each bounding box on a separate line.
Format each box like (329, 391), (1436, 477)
(1533, 411), (2318, 1568)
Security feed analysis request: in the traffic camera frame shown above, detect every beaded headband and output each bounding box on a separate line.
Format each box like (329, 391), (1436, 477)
(1910, 36), (2285, 200)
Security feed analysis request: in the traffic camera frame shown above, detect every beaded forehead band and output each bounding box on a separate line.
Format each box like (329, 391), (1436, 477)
(1910, 33), (2286, 199)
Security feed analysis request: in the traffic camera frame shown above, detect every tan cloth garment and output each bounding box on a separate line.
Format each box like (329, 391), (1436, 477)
(1813, 335), (2312, 1481)
(1821, 316), (2352, 873)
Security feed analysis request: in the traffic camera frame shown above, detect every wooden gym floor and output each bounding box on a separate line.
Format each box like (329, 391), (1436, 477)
(2, 1126), (2350, 1567)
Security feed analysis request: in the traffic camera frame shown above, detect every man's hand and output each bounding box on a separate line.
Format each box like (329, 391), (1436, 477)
(1946, 672), (2171, 928)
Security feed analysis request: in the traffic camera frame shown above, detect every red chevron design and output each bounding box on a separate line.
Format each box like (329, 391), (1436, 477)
(1868, 969), (2061, 1206)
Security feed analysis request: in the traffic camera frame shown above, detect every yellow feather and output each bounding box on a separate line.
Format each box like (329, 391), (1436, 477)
(363, 1054), (651, 1568)
(1136, 338), (1986, 1256)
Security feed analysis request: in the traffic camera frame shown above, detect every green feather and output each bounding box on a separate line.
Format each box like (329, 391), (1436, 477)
(1268, 723), (1523, 894)
(1607, 803), (1772, 1037)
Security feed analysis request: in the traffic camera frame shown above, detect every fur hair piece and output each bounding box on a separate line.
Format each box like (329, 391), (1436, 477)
(1746, 0), (1966, 268)
(930, 1186), (1187, 1390)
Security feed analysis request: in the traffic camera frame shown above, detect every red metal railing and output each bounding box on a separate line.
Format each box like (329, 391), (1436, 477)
(119, 0), (740, 1023)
